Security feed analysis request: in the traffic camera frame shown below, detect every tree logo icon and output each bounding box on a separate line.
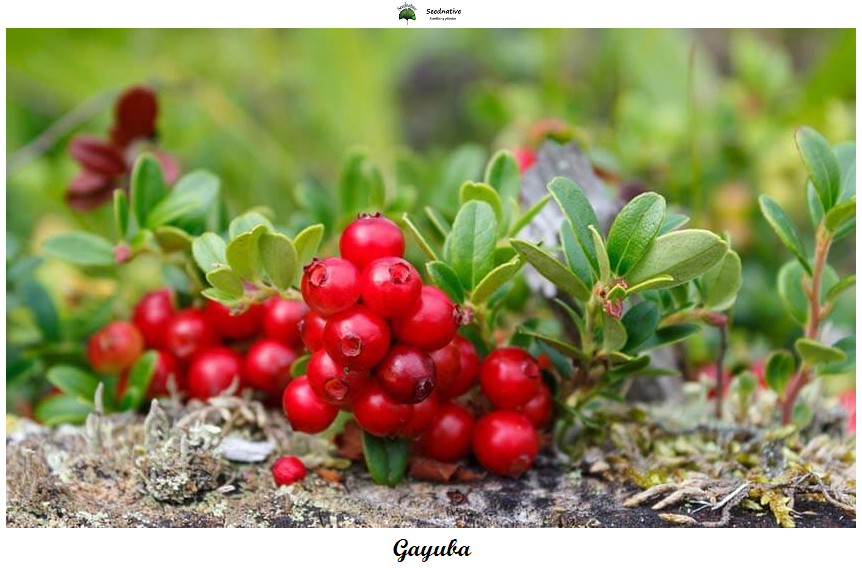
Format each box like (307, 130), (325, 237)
(398, 3), (417, 24)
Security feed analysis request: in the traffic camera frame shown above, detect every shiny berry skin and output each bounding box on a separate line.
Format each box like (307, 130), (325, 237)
(165, 309), (219, 361)
(376, 345), (436, 404)
(429, 339), (462, 399)
(352, 382), (412, 437)
(282, 375), (339, 434)
(360, 257), (422, 318)
(307, 349), (371, 407)
(186, 347), (243, 400)
(441, 335), (480, 400)
(203, 300), (263, 340)
(243, 339), (297, 394)
(271, 456), (307, 486)
(391, 286), (459, 351)
(301, 257), (361, 317)
(299, 310), (327, 351)
(339, 214), (405, 271)
(513, 148), (537, 173)
(519, 381), (553, 429)
(262, 298), (307, 346)
(132, 288), (175, 349)
(418, 402), (474, 462)
(323, 306), (390, 370)
(400, 392), (439, 439)
(480, 347), (541, 410)
(87, 321), (145, 374)
(472, 411), (539, 477)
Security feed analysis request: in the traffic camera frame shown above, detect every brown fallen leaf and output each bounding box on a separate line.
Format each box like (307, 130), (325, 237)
(315, 467), (343, 484)
(333, 420), (363, 461)
(409, 457), (461, 482)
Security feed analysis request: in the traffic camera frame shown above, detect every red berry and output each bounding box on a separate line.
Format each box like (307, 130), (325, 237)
(118, 350), (181, 398)
(429, 339), (462, 399)
(480, 347), (541, 410)
(323, 306), (390, 370)
(187, 347), (243, 400)
(418, 402), (474, 462)
(262, 298), (307, 346)
(360, 257), (422, 317)
(391, 286), (459, 351)
(282, 375), (339, 434)
(307, 349), (371, 407)
(352, 382), (412, 437)
(439, 335), (480, 400)
(513, 148), (537, 173)
(132, 288), (175, 349)
(243, 339), (297, 394)
(519, 381), (553, 429)
(203, 300), (263, 340)
(376, 345), (436, 404)
(271, 456), (307, 486)
(473, 411), (539, 477)
(299, 310), (327, 351)
(87, 321), (145, 374)
(400, 393), (439, 439)
(165, 309), (219, 361)
(339, 214), (405, 270)
(301, 257), (361, 317)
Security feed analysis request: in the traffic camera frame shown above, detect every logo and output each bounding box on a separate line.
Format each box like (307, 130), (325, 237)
(398, 3), (417, 24)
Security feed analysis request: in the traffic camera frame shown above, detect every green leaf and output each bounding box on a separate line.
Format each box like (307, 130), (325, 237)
(758, 195), (811, 274)
(119, 351), (158, 411)
(34, 394), (92, 426)
(795, 338), (846, 366)
(42, 231), (115, 267)
(471, 255), (523, 305)
(146, 170), (220, 232)
(402, 213), (439, 261)
(206, 267), (244, 298)
(699, 250), (742, 311)
(424, 206), (452, 238)
(820, 336), (855, 375)
(362, 431), (409, 487)
(229, 212), (274, 239)
(226, 225), (267, 283)
(290, 354), (310, 377)
(259, 232), (297, 291)
(826, 275), (855, 303)
(624, 275), (675, 296)
(796, 126), (841, 212)
(511, 239), (590, 302)
(659, 212), (690, 235)
(425, 261), (465, 304)
(192, 232), (227, 274)
(602, 315), (627, 352)
(293, 224), (324, 272)
(113, 190), (129, 240)
(825, 198), (855, 232)
(806, 183), (825, 228)
(560, 220), (595, 287)
(20, 280), (61, 342)
(626, 230), (728, 288)
(460, 181), (503, 230)
(622, 301), (660, 352)
(836, 141), (856, 201)
(764, 349), (795, 394)
(589, 225), (611, 283)
(832, 218), (855, 241)
(606, 192), (666, 276)
(516, 328), (584, 359)
(47, 366), (100, 402)
(484, 150), (520, 202)
(640, 324), (700, 350)
(547, 177), (600, 274)
(154, 226), (193, 252)
(509, 194), (551, 237)
(201, 287), (240, 305)
(777, 260), (839, 324)
(340, 151), (386, 212)
(130, 154), (167, 226)
(448, 201), (497, 289)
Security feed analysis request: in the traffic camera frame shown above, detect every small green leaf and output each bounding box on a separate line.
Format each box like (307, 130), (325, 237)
(226, 225), (268, 283)
(806, 183), (825, 228)
(622, 301), (660, 352)
(589, 226), (611, 283)
(20, 280), (61, 342)
(659, 212), (690, 235)
(449, 201), (497, 289)
(42, 231), (115, 267)
(113, 189), (129, 240)
(516, 328), (584, 359)
(640, 324), (700, 350)
(626, 230), (728, 288)
(796, 126), (841, 212)
(825, 198), (855, 232)
(777, 260), (839, 324)
(826, 275), (855, 303)
(607, 192), (666, 276)
(764, 349), (795, 395)
(759, 195), (811, 274)
(509, 194), (551, 238)
(192, 232), (227, 273)
(130, 154), (168, 226)
(154, 226), (193, 252)
(602, 314), (627, 352)
(547, 177), (600, 274)
(459, 181), (503, 229)
(259, 232), (297, 291)
(820, 336), (855, 375)
(484, 149), (520, 202)
(229, 212), (274, 239)
(624, 275), (675, 296)
(290, 354), (310, 377)
(362, 431), (409, 487)
(206, 267), (244, 298)
(201, 287), (240, 305)
(795, 338), (846, 366)
(471, 255), (523, 305)
(511, 239), (590, 302)
(560, 220), (595, 288)
(402, 213), (439, 261)
(699, 250), (742, 311)
(118, 351), (158, 410)
(426, 261), (466, 304)
(145, 170), (220, 232)
(340, 151), (386, 212)
(47, 366), (100, 402)
(424, 206), (452, 238)
(34, 393), (92, 426)
(293, 224), (324, 270)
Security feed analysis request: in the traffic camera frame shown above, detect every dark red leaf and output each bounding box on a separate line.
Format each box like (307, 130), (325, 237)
(111, 86), (158, 147)
(408, 457), (460, 482)
(66, 170), (115, 211)
(334, 419), (364, 461)
(153, 150), (180, 185)
(68, 135), (126, 177)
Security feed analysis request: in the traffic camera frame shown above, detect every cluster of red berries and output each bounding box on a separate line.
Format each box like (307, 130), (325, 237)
(283, 213), (553, 478)
(87, 289), (309, 403)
